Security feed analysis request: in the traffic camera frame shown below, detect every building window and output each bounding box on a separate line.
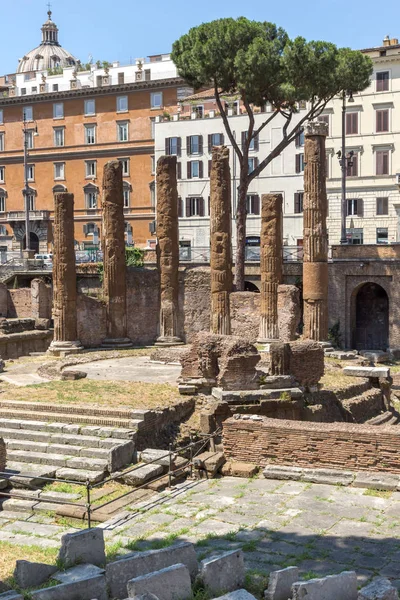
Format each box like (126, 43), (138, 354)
(165, 137), (181, 156)
(295, 131), (305, 147)
(0, 133), (4, 152)
(242, 131), (259, 151)
(117, 122), (129, 142)
(318, 114), (329, 135)
(151, 156), (155, 174)
(246, 194), (260, 215)
(346, 112), (358, 135)
(27, 164), (35, 182)
(84, 99), (96, 116)
(208, 133), (224, 151)
(54, 127), (64, 147)
(377, 227), (388, 244)
(346, 228), (363, 244)
(27, 194), (35, 211)
(119, 158), (130, 176)
(150, 92), (163, 109)
(376, 197), (389, 215)
(294, 192), (304, 214)
(150, 182), (155, 207)
(377, 71), (389, 92)
(186, 197), (205, 217)
(123, 185), (130, 208)
(117, 96), (128, 113)
(0, 196), (5, 213)
(187, 135), (202, 155)
(376, 109), (389, 133)
(26, 130), (34, 149)
(85, 190), (97, 209)
(187, 160), (203, 179)
(193, 105), (204, 118)
(0, 167), (4, 183)
(118, 72), (125, 84)
(85, 125), (96, 145)
(376, 150), (389, 175)
(347, 154), (358, 177)
(53, 102), (64, 119)
(295, 154), (305, 173)
(52, 85), (58, 92)
(21, 88), (27, 96)
(23, 106), (33, 121)
(85, 161), (96, 178)
(0, 110), (3, 124)
(150, 117), (155, 139)
(84, 222), (97, 236)
(54, 162), (65, 180)
(347, 198), (363, 216)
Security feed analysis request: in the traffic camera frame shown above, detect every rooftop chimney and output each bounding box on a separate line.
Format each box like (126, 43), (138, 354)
(390, 38), (399, 45)
(383, 35), (391, 46)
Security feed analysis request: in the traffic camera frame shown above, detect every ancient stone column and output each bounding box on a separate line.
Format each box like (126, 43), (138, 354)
(258, 193), (283, 343)
(303, 121), (329, 341)
(155, 155), (183, 345)
(210, 146), (232, 335)
(48, 193), (82, 355)
(101, 160), (131, 347)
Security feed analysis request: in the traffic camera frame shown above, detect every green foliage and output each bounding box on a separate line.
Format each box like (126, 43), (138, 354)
(47, 66), (63, 76)
(328, 321), (342, 348)
(125, 247), (144, 267)
(77, 63), (92, 72)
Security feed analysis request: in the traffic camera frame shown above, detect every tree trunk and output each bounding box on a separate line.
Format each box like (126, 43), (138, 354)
(235, 171), (249, 291)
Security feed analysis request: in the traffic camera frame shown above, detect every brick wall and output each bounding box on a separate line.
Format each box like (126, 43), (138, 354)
(7, 289), (32, 318)
(223, 415), (400, 473)
(77, 294), (107, 347)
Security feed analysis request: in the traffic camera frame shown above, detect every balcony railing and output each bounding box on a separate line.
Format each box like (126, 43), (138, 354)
(6, 210), (51, 221)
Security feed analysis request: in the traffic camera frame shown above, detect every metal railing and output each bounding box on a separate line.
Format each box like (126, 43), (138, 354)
(0, 431), (220, 528)
(179, 245), (304, 263)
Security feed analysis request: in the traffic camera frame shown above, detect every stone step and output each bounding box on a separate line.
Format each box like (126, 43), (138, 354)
(0, 427), (130, 449)
(0, 408), (140, 428)
(1, 497), (66, 515)
(6, 449), (108, 472)
(0, 399), (137, 419)
(4, 439), (111, 460)
(2, 461), (106, 486)
(0, 418), (137, 439)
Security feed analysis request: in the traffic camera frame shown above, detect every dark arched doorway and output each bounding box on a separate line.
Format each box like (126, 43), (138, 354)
(353, 283), (389, 350)
(244, 281), (260, 293)
(23, 232), (40, 254)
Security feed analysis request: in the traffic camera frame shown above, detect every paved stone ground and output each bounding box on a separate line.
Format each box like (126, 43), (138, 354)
(2, 476), (400, 589)
(63, 356), (181, 384)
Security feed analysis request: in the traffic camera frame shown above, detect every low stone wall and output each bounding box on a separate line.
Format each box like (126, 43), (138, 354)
(136, 398), (195, 450)
(0, 330), (53, 359)
(8, 288), (32, 318)
(223, 415), (400, 473)
(77, 294), (106, 348)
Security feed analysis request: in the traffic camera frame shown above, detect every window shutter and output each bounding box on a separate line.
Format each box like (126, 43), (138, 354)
(186, 136), (191, 155)
(177, 137), (182, 157)
(346, 113), (351, 134)
(253, 195), (260, 215)
(254, 157), (259, 170)
(198, 136), (203, 154)
(83, 224), (88, 235)
(295, 154), (301, 174)
(178, 197), (183, 218)
(208, 134), (212, 153)
(294, 193), (299, 214)
(376, 111), (382, 132)
(384, 197), (388, 214)
(254, 134), (259, 152)
(383, 111), (389, 131)
(377, 152), (383, 175)
(383, 151), (389, 174)
(165, 138), (169, 155)
(295, 132), (300, 148)
(199, 197), (205, 217)
(177, 162), (181, 179)
(220, 133), (224, 145)
(199, 161), (203, 178)
(185, 197), (191, 217)
(208, 196), (210, 216)
(208, 160), (212, 177)
(187, 162), (192, 179)
(357, 199), (364, 218)
(241, 131), (246, 148)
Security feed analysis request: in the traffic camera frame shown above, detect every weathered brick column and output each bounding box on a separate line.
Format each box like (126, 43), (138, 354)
(303, 121), (329, 341)
(258, 193), (283, 343)
(48, 193), (82, 355)
(155, 155), (183, 345)
(210, 146), (232, 335)
(101, 161), (131, 348)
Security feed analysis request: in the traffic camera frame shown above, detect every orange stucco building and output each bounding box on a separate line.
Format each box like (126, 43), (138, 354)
(0, 10), (185, 255)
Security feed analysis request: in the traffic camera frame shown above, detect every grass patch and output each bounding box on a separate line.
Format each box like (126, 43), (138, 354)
(302, 571), (318, 581)
(363, 489), (393, 499)
(42, 482), (83, 496)
(244, 569), (269, 599)
(241, 540), (258, 552)
(0, 541), (58, 583)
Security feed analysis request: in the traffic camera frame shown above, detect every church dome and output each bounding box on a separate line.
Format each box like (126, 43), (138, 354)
(17, 10), (78, 74)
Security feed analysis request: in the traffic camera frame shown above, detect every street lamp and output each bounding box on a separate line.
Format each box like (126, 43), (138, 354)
(339, 90), (354, 245)
(22, 110), (38, 256)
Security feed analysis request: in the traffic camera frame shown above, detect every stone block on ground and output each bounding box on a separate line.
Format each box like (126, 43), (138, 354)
(343, 366), (390, 378)
(263, 465), (304, 481)
(221, 462), (258, 478)
(292, 571), (358, 600)
(301, 468), (354, 486)
(108, 440), (135, 472)
(213, 592), (257, 600)
(53, 563), (104, 584)
(140, 449), (172, 467)
(264, 566), (299, 600)
(353, 472), (400, 491)
(199, 550), (244, 595)
(105, 541), (198, 599)
(58, 527), (106, 568)
(29, 575), (107, 600)
(358, 577), (399, 599)
(0, 593), (23, 600)
(14, 560), (58, 589)
(121, 463), (164, 486)
(127, 564), (191, 600)
(193, 452), (226, 477)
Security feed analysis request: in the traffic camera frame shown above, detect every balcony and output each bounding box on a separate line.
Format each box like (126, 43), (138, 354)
(6, 211), (51, 221)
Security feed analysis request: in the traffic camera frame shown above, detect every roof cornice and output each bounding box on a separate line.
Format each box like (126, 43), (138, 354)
(0, 76), (185, 107)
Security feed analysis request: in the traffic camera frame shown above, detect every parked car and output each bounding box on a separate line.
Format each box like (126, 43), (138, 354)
(34, 253), (53, 268)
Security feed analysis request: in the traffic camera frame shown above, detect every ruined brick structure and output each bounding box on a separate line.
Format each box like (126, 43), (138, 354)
(48, 192), (82, 355)
(258, 194), (283, 342)
(303, 121), (329, 341)
(277, 285), (301, 342)
(210, 146), (232, 335)
(270, 339), (324, 388)
(101, 161), (131, 348)
(180, 332), (260, 391)
(155, 156), (182, 345)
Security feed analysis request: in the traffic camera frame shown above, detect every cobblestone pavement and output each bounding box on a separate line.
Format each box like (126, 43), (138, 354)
(2, 476), (400, 588)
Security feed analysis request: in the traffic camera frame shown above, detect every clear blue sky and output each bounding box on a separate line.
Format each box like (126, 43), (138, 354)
(2, 0), (400, 75)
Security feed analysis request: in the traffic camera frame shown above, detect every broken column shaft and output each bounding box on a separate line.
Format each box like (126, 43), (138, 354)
(102, 160), (131, 347)
(48, 192), (82, 355)
(155, 155), (183, 345)
(210, 146), (232, 335)
(258, 193), (283, 343)
(303, 121), (329, 341)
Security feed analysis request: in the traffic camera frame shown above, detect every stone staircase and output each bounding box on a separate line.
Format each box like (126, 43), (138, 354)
(0, 401), (144, 493)
(366, 409), (400, 426)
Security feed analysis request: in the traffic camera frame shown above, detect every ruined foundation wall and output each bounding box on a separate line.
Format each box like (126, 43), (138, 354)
(77, 294), (107, 348)
(7, 289), (32, 318)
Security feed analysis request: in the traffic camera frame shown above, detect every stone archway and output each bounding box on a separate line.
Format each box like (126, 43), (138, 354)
(352, 282), (389, 350)
(23, 232), (40, 254)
